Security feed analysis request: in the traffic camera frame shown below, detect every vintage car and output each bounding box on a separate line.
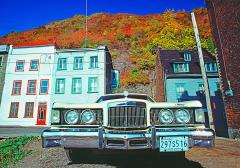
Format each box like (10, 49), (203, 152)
(41, 92), (215, 162)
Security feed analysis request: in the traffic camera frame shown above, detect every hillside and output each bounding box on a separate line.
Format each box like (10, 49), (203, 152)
(0, 8), (214, 95)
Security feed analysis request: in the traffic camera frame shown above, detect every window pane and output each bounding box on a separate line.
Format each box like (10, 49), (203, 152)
(25, 102), (34, 117)
(173, 63), (189, 73)
(30, 60), (39, 70)
(58, 58), (67, 70)
(176, 83), (185, 101)
(74, 57), (83, 70)
(56, 79), (65, 94)
(89, 56), (98, 68)
(28, 81), (36, 94)
(16, 61), (24, 71)
(88, 77), (98, 92)
(40, 80), (49, 94)
(13, 81), (21, 95)
(9, 103), (19, 117)
(72, 78), (82, 94)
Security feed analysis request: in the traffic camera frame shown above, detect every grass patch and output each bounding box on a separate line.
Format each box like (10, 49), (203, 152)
(0, 136), (38, 168)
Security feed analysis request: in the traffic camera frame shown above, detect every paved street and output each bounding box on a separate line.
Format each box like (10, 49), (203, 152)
(9, 139), (240, 168)
(0, 127), (48, 138)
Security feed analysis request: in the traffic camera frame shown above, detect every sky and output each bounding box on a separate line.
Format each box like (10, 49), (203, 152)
(0, 0), (206, 37)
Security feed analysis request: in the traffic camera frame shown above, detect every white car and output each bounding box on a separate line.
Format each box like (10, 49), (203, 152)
(42, 92), (215, 162)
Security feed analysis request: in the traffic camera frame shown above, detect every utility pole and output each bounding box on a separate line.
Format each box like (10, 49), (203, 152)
(191, 12), (214, 130)
(84, 0), (88, 48)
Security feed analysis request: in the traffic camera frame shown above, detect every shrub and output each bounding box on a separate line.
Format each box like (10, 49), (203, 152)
(120, 69), (149, 87)
(0, 136), (37, 167)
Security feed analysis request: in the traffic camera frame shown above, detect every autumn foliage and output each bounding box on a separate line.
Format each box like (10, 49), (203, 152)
(0, 8), (214, 87)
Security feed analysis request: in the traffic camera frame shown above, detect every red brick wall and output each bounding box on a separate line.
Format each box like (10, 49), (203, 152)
(206, 0), (240, 137)
(155, 49), (166, 102)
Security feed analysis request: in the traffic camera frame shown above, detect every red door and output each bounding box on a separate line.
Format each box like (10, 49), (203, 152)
(36, 102), (47, 125)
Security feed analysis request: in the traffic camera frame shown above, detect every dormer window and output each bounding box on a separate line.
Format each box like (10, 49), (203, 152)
(173, 63), (190, 73)
(184, 53), (191, 61)
(205, 63), (217, 72)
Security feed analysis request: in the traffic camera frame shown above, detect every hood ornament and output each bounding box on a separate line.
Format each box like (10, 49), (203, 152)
(123, 91), (129, 98)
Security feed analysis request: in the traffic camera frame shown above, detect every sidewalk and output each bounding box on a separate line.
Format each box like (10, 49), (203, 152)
(0, 126), (49, 138)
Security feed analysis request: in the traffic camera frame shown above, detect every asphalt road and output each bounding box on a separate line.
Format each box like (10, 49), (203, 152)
(0, 127), (48, 138)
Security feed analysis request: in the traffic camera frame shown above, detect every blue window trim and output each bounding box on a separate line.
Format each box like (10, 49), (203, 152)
(173, 63), (190, 73)
(55, 78), (65, 94)
(184, 53), (191, 61)
(205, 62), (218, 73)
(72, 78), (82, 94)
(57, 58), (67, 70)
(88, 77), (99, 93)
(73, 57), (83, 70)
(89, 56), (99, 69)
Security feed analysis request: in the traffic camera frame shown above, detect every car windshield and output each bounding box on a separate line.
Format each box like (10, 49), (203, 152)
(96, 94), (155, 103)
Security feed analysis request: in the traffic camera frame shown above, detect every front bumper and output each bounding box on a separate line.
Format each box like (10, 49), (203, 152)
(42, 127), (215, 150)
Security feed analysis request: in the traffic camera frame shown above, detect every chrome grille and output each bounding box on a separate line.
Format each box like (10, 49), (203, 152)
(108, 105), (147, 128)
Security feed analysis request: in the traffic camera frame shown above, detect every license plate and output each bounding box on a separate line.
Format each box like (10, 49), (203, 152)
(159, 136), (189, 152)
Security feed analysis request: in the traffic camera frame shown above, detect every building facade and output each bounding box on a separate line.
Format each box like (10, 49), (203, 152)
(206, 0), (240, 138)
(0, 45), (10, 104)
(0, 45), (55, 126)
(52, 46), (114, 104)
(0, 45), (116, 126)
(155, 49), (228, 137)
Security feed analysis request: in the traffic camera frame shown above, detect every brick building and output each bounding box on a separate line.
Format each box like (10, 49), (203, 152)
(206, 0), (240, 138)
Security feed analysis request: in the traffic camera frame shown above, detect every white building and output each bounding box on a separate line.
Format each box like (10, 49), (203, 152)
(0, 45), (55, 126)
(52, 46), (114, 104)
(0, 45), (116, 126)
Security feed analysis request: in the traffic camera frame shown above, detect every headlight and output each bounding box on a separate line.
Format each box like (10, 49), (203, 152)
(80, 110), (96, 124)
(175, 109), (190, 124)
(195, 108), (205, 123)
(64, 110), (79, 124)
(51, 110), (60, 124)
(159, 109), (174, 124)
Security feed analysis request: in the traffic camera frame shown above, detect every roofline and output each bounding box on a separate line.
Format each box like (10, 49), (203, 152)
(56, 46), (107, 53)
(13, 44), (56, 49)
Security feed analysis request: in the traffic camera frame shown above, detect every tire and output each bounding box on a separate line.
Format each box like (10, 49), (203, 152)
(65, 148), (90, 163)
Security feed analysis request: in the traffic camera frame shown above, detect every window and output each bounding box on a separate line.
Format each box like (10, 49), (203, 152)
(173, 63), (189, 73)
(88, 77), (98, 93)
(9, 102), (19, 118)
(198, 83), (205, 94)
(40, 79), (49, 94)
(176, 83), (186, 102)
(55, 79), (65, 94)
(89, 56), (98, 69)
(73, 57), (83, 70)
(15, 60), (25, 71)
(205, 63), (217, 72)
(57, 58), (67, 70)
(0, 56), (3, 67)
(184, 53), (191, 61)
(30, 60), (39, 71)
(12, 80), (22, 95)
(27, 80), (37, 95)
(72, 78), (82, 94)
(24, 102), (34, 118)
